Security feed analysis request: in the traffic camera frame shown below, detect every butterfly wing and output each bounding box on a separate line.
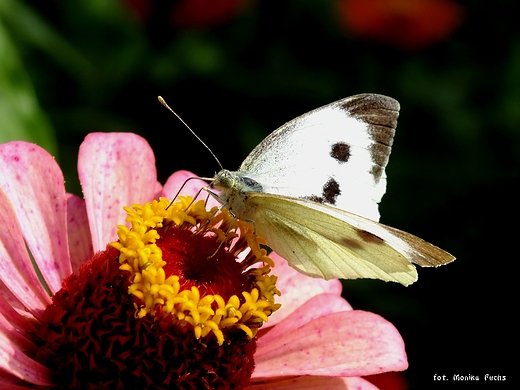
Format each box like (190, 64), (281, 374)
(238, 94), (399, 221)
(245, 192), (455, 285)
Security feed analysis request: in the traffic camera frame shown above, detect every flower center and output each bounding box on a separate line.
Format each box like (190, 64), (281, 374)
(33, 196), (280, 389)
(159, 227), (252, 298)
(112, 196), (280, 345)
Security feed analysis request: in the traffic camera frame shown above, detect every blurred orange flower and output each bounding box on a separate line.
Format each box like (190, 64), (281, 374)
(122, 0), (152, 23)
(122, 0), (245, 28)
(171, 0), (246, 29)
(338, 0), (463, 49)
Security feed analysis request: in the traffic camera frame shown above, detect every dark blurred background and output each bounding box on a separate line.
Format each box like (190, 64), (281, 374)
(0, 0), (516, 388)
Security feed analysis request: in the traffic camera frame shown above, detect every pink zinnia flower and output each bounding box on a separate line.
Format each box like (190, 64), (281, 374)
(0, 133), (407, 388)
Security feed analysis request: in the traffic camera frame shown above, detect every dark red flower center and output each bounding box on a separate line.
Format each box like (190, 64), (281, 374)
(28, 196), (280, 389)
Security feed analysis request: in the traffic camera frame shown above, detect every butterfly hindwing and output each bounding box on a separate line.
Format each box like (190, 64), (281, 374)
(245, 192), (453, 285)
(239, 94), (399, 221)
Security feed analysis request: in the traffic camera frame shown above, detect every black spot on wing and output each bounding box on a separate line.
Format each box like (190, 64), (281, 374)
(322, 178), (341, 204)
(357, 229), (385, 245)
(305, 178), (341, 206)
(306, 195), (324, 204)
(342, 237), (363, 250)
(330, 142), (350, 163)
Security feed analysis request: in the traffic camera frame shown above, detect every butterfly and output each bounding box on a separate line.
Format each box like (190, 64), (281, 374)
(161, 94), (455, 285)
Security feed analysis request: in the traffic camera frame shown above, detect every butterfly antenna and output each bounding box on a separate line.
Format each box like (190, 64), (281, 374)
(158, 96), (224, 170)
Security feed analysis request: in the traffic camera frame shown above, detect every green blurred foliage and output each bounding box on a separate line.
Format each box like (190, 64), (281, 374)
(0, 0), (517, 387)
(0, 5), (56, 153)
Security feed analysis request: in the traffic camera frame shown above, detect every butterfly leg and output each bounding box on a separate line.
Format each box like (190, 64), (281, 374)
(192, 187), (233, 235)
(242, 218), (257, 236)
(207, 216), (238, 259)
(167, 176), (208, 210)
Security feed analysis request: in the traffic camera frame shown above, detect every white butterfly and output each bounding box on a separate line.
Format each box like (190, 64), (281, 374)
(162, 94), (455, 285)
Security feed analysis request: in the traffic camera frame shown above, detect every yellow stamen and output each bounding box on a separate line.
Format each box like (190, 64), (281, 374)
(110, 196), (281, 345)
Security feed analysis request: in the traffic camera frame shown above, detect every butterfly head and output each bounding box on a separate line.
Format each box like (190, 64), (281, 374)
(212, 169), (263, 194)
(211, 169), (263, 219)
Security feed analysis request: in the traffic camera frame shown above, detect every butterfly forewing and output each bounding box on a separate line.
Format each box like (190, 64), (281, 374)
(238, 94), (399, 221)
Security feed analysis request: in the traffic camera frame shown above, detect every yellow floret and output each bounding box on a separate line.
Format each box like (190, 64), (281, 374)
(110, 196), (280, 345)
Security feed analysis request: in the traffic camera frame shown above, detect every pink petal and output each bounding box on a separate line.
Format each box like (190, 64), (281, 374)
(66, 194), (94, 273)
(258, 294), (351, 344)
(0, 186), (53, 316)
(0, 314), (36, 354)
(162, 170), (219, 208)
(0, 281), (34, 322)
(0, 380), (31, 389)
(253, 310), (408, 378)
(0, 332), (54, 386)
(0, 368), (34, 388)
(267, 252), (343, 327)
(78, 133), (158, 252)
(0, 142), (72, 294)
(250, 375), (379, 389)
(0, 292), (37, 340)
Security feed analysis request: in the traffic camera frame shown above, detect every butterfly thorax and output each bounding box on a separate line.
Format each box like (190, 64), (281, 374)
(211, 169), (262, 219)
